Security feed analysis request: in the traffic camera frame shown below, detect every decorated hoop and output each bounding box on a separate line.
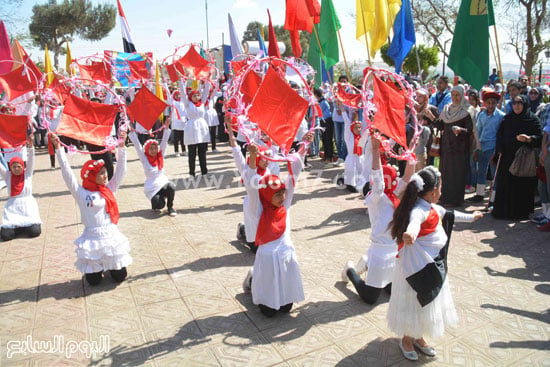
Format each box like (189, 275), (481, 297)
(223, 56), (318, 161)
(360, 67), (421, 162)
(162, 43), (218, 84)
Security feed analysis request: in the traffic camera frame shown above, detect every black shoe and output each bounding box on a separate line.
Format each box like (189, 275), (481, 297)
(466, 195), (484, 203)
(110, 267), (127, 283)
(236, 223), (246, 242)
(246, 241), (257, 254)
(85, 271), (103, 286)
(168, 207), (177, 217)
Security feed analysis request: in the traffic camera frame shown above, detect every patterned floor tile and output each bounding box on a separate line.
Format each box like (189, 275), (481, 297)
(209, 333), (283, 367)
(262, 320), (331, 360)
(286, 344), (356, 367)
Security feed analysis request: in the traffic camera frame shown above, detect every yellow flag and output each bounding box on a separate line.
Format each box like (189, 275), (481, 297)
(365, 0), (401, 59)
(155, 61), (164, 120)
(356, 0), (375, 39)
(44, 45), (54, 86)
(191, 79), (198, 90)
(65, 42), (73, 75)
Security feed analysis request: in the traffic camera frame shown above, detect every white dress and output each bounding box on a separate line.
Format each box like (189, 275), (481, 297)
(129, 129), (171, 200)
(206, 104), (219, 127)
(362, 169), (406, 288)
(387, 199), (474, 339)
(57, 147), (132, 274)
(1, 148), (42, 229)
(343, 113), (364, 188)
(183, 101), (210, 145)
(246, 154), (305, 309)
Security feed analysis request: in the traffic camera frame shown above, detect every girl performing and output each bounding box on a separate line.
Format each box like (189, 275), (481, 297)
(388, 166), (482, 360)
(52, 132), (132, 286)
(341, 137), (413, 304)
(242, 132), (313, 317)
(0, 135), (42, 241)
(129, 120), (177, 216)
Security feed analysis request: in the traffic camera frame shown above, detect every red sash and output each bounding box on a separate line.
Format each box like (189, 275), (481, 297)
(398, 207), (439, 253)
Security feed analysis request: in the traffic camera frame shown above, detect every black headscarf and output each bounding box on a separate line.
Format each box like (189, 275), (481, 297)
(528, 87), (543, 114)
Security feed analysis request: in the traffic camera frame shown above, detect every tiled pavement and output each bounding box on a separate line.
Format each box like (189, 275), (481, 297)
(0, 144), (548, 366)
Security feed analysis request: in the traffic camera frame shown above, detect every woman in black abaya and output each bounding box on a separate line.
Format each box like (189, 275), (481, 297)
(492, 95), (542, 220)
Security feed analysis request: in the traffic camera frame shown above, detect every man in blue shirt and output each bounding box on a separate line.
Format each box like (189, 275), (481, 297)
(504, 81), (522, 114)
(314, 88), (334, 163)
(467, 91), (505, 203)
(429, 76), (452, 113)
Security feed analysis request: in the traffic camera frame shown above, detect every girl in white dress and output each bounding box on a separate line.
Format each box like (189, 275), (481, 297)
(388, 166), (482, 360)
(0, 135), (42, 241)
(52, 132), (131, 286)
(183, 87), (210, 176)
(129, 120), (177, 216)
(242, 133), (313, 317)
(342, 137), (413, 304)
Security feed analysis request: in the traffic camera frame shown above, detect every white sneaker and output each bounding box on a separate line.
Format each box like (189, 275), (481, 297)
(333, 158), (344, 167)
(356, 255), (368, 275)
(175, 152), (181, 157)
(242, 268), (253, 293)
(341, 261), (355, 283)
(465, 185), (475, 194)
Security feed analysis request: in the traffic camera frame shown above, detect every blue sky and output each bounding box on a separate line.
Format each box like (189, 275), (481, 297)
(7, 0), (517, 71)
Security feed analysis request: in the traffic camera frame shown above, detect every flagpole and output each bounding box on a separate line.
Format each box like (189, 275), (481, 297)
(489, 35), (499, 75)
(336, 28), (351, 82)
(313, 25), (333, 85)
(205, 0), (210, 49)
(358, 0), (372, 65)
(492, 25), (504, 86)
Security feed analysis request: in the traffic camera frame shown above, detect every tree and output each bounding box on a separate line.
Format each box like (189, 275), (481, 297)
(29, 0), (116, 69)
(380, 43), (439, 79)
(243, 21), (311, 58)
(502, 0), (549, 76)
(410, 0), (459, 58)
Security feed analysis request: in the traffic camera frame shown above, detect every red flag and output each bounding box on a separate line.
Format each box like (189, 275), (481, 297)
(127, 87), (168, 130)
(267, 10), (281, 59)
(240, 71), (262, 105)
(57, 94), (119, 146)
(11, 39), (43, 84)
(0, 114), (28, 148)
(335, 84), (361, 109)
(0, 66), (37, 101)
(284, 0), (320, 57)
(128, 60), (150, 81)
(230, 59), (247, 75)
(248, 68), (309, 153)
(371, 74), (407, 148)
(164, 63), (180, 83)
(0, 21), (13, 74)
(49, 76), (71, 104)
(176, 46), (210, 79)
(78, 62), (111, 83)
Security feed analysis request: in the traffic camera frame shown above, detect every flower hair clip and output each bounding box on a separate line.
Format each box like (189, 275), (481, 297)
(409, 174), (425, 191)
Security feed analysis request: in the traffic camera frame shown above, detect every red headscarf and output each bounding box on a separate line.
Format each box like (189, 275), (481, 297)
(255, 174), (287, 246)
(9, 157), (25, 197)
(188, 90), (201, 107)
(350, 121), (362, 155)
(80, 159), (119, 225)
(382, 165), (399, 208)
(143, 139), (163, 170)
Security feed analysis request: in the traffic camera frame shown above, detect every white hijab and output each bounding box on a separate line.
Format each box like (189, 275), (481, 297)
(441, 85), (474, 123)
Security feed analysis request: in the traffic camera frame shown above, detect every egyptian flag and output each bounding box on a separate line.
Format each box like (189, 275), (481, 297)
(117, 0), (136, 53)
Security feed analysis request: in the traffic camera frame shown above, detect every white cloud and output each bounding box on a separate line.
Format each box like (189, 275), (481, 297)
(233, 0), (257, 9)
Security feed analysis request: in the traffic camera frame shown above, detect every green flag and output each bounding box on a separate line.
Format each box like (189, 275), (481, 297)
(307, 0), (341, 87)
(318, 0), (341, 69)
(307, 27), (323, 87)
(447, 0), (495, 90)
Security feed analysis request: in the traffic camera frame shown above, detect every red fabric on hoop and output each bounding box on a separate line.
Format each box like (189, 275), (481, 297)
(175, 46), (210, 79)
(284, 0), (321, 57)
(371, 74), (407, 149)
(164, 63), (180, 83)
(56, 94), (119, 146)
(78, 62), (111, 83)
(231, 59), (247, 75)
(129, 60), (150, 81)
(0, 113), (28, 148)
(335, 84), (361, 109)
(0, 66), (37, 101)
(49, 76), (71, 104)
(247, 67), (308, 154)
(127, 87), (168, 130)
(240, 71), (262, 105)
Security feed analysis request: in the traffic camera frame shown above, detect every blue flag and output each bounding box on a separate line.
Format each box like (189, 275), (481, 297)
(387, 0), (416, 74)
(256, 29), (268, 57)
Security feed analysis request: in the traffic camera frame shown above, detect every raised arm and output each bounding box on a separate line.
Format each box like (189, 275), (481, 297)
(52, 135), (79, 198)
(25, 136), (35, 178)
(159, 122), (171, 156)
(107, 131), (127, 192)
(128, 130), (147, 165)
